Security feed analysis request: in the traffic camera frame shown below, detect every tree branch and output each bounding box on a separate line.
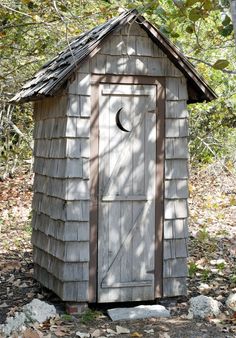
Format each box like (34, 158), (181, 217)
(187, 56), (236, 74)
(0, 3), (32, 18)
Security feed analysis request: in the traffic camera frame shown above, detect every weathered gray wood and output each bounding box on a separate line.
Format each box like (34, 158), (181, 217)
(78, 60), (90, 74)
(166, 77), (188, 100)
(164, 219), (188, 239)
(106, 55), (126, 74)
(163, 277), (187, 297)
(34, 175), (89, 200)
(32, 192), (66, 220)
(166, 100), (188, 118)
(164, 199), (188, 219)
(76, 118), (90, 138)
(66, 201), (89, 221)
(91, 54), (107, 74)
(33, 247), (88, 281)
(34, 96), (67, 121)
(65, 159), (83, 178)
(65, 117), (77, 137)
(34, 158), (85, 178)
(69, 73), (91, 95)
(67, 95), (80, 116)
(33, 174), (65, 199)
(147, 57), (165, 76)
(165, 59), (183, 77)
(34, 264), (88, 301)
(127, 56), (148, 75)
(32, 229), (89, 262)
(152, 43), (166, 58)
(33, 157), (45, 175)
(174, 218), (189, 238)
(34, 118), (67, 139)
(109, 35), (136, 55)
(165, 179), (188, 199)
(62, 280), (89, 301)
(163, 239), (187, 259)
(175, 238), (188, 257)
(82, 158), (90, 179)
(122, 22), (147, 36)
(80, 138), (90, 158)
(49, 139), (67, 158)
(97, 83), (156, 302)
(163, 258), (188, 278)
(66, 178), (89, 199)
(165, 138), (188, 159)
(80, 96), (91, 117)
(165, 159), (188, 179)
(33, 211), (89, 241)
(66, 138), (81, 158)
(136, 37), (153, 56)
(99, 37), (111, 53)
(165, 118), (188, 137)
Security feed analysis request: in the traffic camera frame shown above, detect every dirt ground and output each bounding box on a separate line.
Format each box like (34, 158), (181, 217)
(0, 166), (236, 337)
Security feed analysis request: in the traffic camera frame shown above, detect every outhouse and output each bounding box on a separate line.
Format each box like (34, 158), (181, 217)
(12, 9), (216, 305)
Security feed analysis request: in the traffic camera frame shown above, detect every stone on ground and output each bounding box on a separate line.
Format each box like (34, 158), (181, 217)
(107, 304), (170, 321)
(23, 299), (57, 323)
(116, 325), (130, 334)
(188, 295), (221, 319)
(0, 312), (26, 336)
(226, 293), (236, 311)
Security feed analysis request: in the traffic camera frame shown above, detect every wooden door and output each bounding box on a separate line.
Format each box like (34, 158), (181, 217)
(97, 82), (157, 302)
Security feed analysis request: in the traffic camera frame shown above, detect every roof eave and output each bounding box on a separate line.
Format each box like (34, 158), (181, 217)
(135, 16), (217, 103)
(10, 9), (217, 104)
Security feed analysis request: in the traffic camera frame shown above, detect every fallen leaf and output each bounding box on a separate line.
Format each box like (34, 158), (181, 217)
(75, 332), (90, 338)
(106, 328), (117, 335)
(91, 329), (101, 337)
(23, 328), (40, 338)
(0, 302), (8, 308)
(116, 326), (130, 334)
(130, 332), (143, 337)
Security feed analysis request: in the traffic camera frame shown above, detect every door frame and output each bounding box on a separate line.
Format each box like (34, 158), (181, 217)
(89, 74), (165, 302)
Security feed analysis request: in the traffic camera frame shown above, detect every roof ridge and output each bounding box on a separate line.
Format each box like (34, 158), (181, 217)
(11, 8), (216, 104)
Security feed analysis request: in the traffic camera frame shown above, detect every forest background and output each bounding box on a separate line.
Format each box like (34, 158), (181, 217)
(0, 0), (236, 176)
(0, 0), (236, 335)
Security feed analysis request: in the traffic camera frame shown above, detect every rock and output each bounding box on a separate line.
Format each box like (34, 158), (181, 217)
(188, 295), (221, 319)
(23, 299), (57, 323)
(198, 283), (211, 294)
(226, 293), (236, 311)
(108, 305), (170, 321)
(116, 326), (130, 334)
(0, 312), (26, 336)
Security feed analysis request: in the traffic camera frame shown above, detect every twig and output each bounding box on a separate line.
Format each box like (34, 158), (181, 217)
(187, 56), (236, 74)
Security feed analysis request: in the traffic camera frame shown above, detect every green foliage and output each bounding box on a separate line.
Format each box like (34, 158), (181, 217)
(79, 309), (102, 324)
(188, 261), (198, 277)
(201, 268), (211, 281)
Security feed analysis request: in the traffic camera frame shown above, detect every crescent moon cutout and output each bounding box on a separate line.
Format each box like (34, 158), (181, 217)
(115, 107), (131, 132)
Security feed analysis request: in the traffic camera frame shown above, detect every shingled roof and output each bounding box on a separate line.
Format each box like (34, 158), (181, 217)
(11, 9), (217, 104)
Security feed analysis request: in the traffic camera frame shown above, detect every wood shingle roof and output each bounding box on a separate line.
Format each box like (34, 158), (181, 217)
(11, 9), (217, 104)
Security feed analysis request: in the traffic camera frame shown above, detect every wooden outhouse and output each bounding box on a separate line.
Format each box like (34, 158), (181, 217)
(12, 9), (216, 305)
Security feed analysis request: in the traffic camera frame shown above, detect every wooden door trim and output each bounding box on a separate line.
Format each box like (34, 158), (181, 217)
(89, 80), (99, 303)
(154, 78), (165, 298)
(89, 74), (165, 302)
